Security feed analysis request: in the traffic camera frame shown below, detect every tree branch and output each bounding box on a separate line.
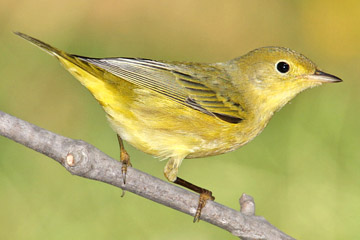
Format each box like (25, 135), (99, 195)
(0, 110), (295, 240)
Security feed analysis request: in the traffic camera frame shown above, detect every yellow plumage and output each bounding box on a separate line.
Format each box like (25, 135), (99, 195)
(15, 32), (341, 221)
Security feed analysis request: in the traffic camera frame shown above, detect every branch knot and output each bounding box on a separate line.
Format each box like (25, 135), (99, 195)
(64, 140), (93, 175)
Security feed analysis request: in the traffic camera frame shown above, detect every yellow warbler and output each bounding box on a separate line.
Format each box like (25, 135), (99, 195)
(15, 32), (342, 222)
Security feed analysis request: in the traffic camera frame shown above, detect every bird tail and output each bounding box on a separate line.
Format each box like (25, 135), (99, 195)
(14, 31), (93, 75)
(14, 32), (69, 59)
(14, 32), (111, 91)
(14, 31), (131, 111)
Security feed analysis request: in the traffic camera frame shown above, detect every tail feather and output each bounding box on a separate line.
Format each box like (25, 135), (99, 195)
(14, 32), (67, 58)
(14, 32), (107, 81)
(14, 31), (126, 102)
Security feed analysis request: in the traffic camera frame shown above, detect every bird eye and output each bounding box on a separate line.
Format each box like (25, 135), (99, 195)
(276, 61), (290, 74)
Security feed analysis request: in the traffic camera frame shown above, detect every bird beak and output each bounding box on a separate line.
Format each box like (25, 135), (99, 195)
(305, 69), (342, 83)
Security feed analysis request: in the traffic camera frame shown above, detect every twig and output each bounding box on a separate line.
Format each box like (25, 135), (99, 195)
(0, 110), (295, 240)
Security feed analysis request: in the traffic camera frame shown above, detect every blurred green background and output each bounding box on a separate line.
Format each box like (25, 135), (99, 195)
(0, 0), (359, 239)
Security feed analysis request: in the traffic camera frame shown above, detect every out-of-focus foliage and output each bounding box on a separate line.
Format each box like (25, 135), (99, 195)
(0, 0), (359, 239)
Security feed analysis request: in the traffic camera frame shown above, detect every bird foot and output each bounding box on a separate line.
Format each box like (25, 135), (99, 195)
(193, 189), (215, 223)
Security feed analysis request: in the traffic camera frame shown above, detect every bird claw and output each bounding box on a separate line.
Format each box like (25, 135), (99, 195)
(121, 152), (131, 184)
(118, 135), (131, 185)
(120, 152), (131, 197)
(193, 190), (215, 223)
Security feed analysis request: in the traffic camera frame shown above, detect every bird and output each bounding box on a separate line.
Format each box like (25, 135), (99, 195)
(15, 32), (342, 222)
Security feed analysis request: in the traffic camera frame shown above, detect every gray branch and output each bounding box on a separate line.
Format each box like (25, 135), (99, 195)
(0, 110), (295, 240)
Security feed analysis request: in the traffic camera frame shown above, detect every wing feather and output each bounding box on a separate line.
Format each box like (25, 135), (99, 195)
(76, 56), (243, 123)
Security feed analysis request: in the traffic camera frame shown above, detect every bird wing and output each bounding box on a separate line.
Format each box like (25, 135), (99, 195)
(76, 56), (243, 123)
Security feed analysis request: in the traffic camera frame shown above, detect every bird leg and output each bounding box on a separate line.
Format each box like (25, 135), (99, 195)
(164, 158), (215, 222)
(174, 177), (215, 222)
(117, 134), (132, 184)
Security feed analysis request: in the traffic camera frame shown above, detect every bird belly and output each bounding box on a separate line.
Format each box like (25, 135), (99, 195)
(104, 87), (253, 160)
